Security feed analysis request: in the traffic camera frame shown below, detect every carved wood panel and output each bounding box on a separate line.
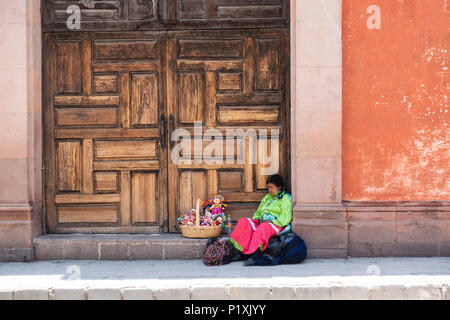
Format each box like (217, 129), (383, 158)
(44, 32), (168, 233)
(44, 28), (290, 233)
(167, 29), (290, 231)
(42, 0), (289, 31)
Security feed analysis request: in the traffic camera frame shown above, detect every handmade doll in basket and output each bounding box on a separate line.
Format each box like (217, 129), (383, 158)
(204, 194), (227, 217)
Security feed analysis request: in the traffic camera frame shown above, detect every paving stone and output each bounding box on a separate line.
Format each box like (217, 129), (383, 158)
(153, 287), (191, 300)
(34, 241), (64, 260)
(32, 234), (210, 260)
(405, 285), (444, 300)
(88, 288), (122, 300)
(348, 221), (397, 257)
(199, 243), (208, 256)
(128, 243), (163, 260)
(51, 288), (87, 300)
(122, 288), (155, 300)
(330, 286), (369, 300)
(271, 286), (295, 300)
(294, 222), (348, 249)
(99, 243), (128, 260)
(0, 290), (13, 300)
(229, 286), (271, 300)
(1, 258), (449, 301)
(294, 286), (331, 300)
(164, 243), (199, 259)
(191, 286), (228, 300)
(14, 289), (49, 300)
(0, 248), (33, 262)
(64, 241), (99, 260)
(307, 249), (348, 259)
(369, 285), (406, 300)
(392, 243), (439, 257)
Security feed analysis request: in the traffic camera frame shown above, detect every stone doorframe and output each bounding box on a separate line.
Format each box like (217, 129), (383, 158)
(289, 0), (345, 258)
(290, 0), (343, 207)
(0, 0), (345, 261)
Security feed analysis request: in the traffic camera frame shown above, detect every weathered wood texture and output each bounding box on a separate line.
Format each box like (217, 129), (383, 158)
(44, 32), (168, 233)
(42, 0), (289, 32)
(167, 29), (290, 231)
(43, 14), (290, 233)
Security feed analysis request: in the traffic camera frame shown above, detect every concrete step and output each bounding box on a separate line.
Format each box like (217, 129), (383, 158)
(33, 234), (212, 261)
(1, 258), (450, 300)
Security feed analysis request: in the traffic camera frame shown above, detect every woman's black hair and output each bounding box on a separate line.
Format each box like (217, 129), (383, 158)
(266, 174), (283, 189)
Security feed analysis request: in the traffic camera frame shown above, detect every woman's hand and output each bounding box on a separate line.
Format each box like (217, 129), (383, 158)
(262, 214), (276, 221)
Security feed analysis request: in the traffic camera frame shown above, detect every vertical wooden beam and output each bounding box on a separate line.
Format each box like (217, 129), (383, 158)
(208, 0), (217, 19)
(207, 169), (218, 196)
(119, 73), (130, 128)
(205, 71), (216, 128)
(243, 36), (254, 95)
(82, 139), (94, 194)
(120, 171), (131, 226)
(44, 35), (57, 231)
(244, 136), (255, 193)
(81, 40), (92, 96)
(166, 31), (179, 232)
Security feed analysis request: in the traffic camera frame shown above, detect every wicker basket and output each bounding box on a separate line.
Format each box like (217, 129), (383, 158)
(180, 199), (223, 239)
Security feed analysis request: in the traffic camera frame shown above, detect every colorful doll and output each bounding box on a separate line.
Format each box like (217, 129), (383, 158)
(208, 194), (227, 217)
(180, 194), (229, 229)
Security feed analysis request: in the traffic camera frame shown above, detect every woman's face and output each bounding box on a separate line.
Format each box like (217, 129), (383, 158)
(267, 183), (281, 197)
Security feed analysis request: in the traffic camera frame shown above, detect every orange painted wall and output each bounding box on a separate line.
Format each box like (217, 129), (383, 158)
(343, 0), (449, 201)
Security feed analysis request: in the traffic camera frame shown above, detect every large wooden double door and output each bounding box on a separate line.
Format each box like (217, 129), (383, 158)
(44, 29), (290, 233)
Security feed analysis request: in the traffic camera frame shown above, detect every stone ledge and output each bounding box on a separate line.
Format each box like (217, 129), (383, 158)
(0, 248), (33, 262)
(293, 201), (450, 258)
(33, 234), (209, 261)
(0, 283), (448, 300)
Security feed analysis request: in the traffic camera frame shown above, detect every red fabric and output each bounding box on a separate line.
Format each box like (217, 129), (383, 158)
(230, 218), (284, 255)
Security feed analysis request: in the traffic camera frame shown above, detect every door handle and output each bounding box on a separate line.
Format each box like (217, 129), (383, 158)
(169, 114), (175, 150)
(160, 113), (166, 150)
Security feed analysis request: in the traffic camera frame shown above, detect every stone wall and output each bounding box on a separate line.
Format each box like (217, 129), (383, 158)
(0, 0), (42, 261)
(0, 0), (448, 261)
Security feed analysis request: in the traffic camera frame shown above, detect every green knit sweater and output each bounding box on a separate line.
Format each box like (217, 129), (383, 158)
(252, 191), (293, 227)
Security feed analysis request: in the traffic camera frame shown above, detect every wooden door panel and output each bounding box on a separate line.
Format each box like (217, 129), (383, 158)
(93, 74), (119, 94)
(131, 172), (159, 224)
(44, 32), (168, 233)
(44, 27), (290, 234)
(57, 140), (82, 192)
(178, 72), (206, 125)
(167, 29), (290, 231)
(255, 38), (281, 91)
(95, 171), (120, 193)
(94, 140), (159, 161)
(56, 41), (82, 94)
(42, 0), (289, 32)
(179, 170), (208, 213)
(58, 206), (119, 224)
(93, 40), (159, 62)
(130, 73), (160, 127)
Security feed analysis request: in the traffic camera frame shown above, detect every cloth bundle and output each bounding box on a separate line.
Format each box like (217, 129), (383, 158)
(203, 238), (242, 266)
(202, 232), (307, 266)
(245, 232), (307, 266)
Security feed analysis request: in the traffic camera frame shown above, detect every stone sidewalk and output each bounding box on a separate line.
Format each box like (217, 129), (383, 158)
(0, 257), (449, 300)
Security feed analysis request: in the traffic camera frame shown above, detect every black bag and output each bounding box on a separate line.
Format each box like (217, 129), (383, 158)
(248, 232), (307, 266)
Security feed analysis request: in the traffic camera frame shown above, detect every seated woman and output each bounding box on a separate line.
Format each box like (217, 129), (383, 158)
(229, 174), (292, 265)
